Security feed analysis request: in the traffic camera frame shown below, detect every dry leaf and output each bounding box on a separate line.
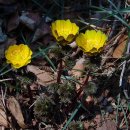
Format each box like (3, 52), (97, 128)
(19, 12), (41, 31)
(69, 41), (77, 48)
(94, 114), (102, 127)
(71, 58), (85, 78)
(0, 100), (8, 128)
(7, 12), (19, 32)
(30, 83), (39, 90)
(27, 12), (41, 24)
(6, 97), (27, 128)
(0, 109), (8, 128)
(42, 35), (53, 45)
(112, 35), (128, 58)
(127, 0), (130, 4)
(0, 0), (16, 4)
(32, 22), (50, 42)
(83, 121), (90, 130)
(0, 21), (7, 43)
(96, 119), (117, 130)
(27, 65), (57, 86)
(70, 48), (81, 58)
(0, 3), (17, 16)
(0, 38), (16, 58)
(0, 126), (5, 130)
(0, 109), (8, 127)
(20, 13), (36, 30)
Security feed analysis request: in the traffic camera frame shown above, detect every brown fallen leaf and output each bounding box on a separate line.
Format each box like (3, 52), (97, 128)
(0, 21), (7, 43)
(0, 99), (8, 128)
(0, 38), (16, 58)
(70, 48), (81, 58)
(83, 121), (90, 130)
(30, 83), (39, 90)
(0, 3), (17, 17)
(102, 63), (115, 77)
(42, 35), (53, 45)
(94, 114), (102, 127)
(27, 65), (57, 86)
(32, 23), (50, 42)
(20, 12), (36, 30)
(0, 109), (8, 128)
(112, 35), (128, 58)
(27, 12), (41, 24)
(7, 12), (19, 32)
(127, 0), (130, 4)
(0, 0), (16, 4)
(96, 119), (117, 130)
(6, 97), (27, 128)
(69, 41), (77, 48)
(0, 108), (8, 128)
(70, 58), (85, 78)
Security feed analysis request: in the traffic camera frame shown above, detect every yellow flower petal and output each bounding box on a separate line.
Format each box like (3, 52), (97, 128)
(71, 22), (79, 35)
(76, 30), (108, 55)
(60, 20), (72, 39)
(66, 34), (75, 42)
(5, 44), (33, 69)
(51, 19), (79, 45)
(51, 23), (58, 40)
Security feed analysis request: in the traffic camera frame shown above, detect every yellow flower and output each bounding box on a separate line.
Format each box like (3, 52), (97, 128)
(51, 19), (79, 45)
(76, 30), (108, 55)
(5, 44), (33, 69)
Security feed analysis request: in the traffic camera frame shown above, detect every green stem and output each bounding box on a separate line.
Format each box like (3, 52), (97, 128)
(32, 45), (55, 59)
(0, 64), (9, 73)
(120, 104), (128, 129)
(38, 48), (56, 71)
(0, 68), (13, 76)
(62, 103), (81, 130)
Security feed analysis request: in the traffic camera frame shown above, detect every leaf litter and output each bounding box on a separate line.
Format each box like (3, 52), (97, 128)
(0, 0), (130, 130)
